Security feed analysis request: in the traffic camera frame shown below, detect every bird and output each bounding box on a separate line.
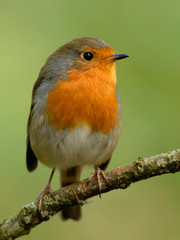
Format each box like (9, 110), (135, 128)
(26, 37), (129, 221)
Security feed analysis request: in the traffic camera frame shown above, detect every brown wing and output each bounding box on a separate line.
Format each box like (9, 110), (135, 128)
(26, 66), (48, 172)
(25, 46), (67, 172)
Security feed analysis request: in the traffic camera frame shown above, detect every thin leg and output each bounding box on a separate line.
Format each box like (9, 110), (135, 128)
(89, 166), (107, 197)
(38, 169), (55, 211)
(99, 159), (110, 171)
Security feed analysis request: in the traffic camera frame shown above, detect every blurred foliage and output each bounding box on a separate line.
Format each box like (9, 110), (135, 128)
(0, 0), (180, 239)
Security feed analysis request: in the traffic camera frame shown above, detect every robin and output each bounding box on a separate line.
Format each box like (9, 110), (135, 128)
(26, 37), (129, 220)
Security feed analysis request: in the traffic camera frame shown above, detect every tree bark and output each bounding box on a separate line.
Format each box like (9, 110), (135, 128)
(0, 149), (180, 240)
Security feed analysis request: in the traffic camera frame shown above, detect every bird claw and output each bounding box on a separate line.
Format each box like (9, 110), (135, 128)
(89, 167), (107, 197)
(37, 169), (55, 211)
(38, 185), (53, 211)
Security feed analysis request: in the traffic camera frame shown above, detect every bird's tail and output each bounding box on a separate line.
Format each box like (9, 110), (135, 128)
(60, 167), (82, 221)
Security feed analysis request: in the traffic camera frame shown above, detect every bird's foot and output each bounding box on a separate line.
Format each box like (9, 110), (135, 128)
(89, 167), (107, 197)
(38, 184), (53, 211)
(37, 169), (55, 211)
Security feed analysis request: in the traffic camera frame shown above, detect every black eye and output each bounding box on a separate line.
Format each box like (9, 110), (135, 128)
(83, 52), (94, 61)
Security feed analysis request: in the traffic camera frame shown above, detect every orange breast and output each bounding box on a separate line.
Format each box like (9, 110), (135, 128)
(46, 62), (119, 133)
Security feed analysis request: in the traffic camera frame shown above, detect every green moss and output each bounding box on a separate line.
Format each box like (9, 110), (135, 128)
(149, 162), (159, 171)
(134, 157), (144, 173)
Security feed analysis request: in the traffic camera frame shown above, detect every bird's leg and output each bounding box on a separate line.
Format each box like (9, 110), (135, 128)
(89, 166), (107, 197)
(38, 169), (55, 211)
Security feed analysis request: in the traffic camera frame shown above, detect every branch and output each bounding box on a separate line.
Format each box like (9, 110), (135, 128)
(1, 149), (180, 239)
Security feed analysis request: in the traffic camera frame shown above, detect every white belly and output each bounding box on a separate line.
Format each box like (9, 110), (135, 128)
(30, 122), (120, 171)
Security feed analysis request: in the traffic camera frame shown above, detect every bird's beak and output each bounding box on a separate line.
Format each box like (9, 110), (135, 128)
(107, 53), (129, 61)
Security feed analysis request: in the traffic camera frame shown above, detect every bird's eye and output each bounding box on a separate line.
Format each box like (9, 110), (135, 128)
(83, 52), (94, 61)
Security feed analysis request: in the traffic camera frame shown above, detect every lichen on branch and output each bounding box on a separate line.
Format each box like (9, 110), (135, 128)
(0, 149), (180, 240)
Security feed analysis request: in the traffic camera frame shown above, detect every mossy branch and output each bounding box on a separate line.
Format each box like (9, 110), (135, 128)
(0, 149), (180, 240)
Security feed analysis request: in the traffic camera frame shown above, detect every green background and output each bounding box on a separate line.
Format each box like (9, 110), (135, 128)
(0, 0), (180, 239)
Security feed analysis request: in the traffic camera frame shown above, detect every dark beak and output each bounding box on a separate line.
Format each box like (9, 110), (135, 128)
(108, 53), (129, 61)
